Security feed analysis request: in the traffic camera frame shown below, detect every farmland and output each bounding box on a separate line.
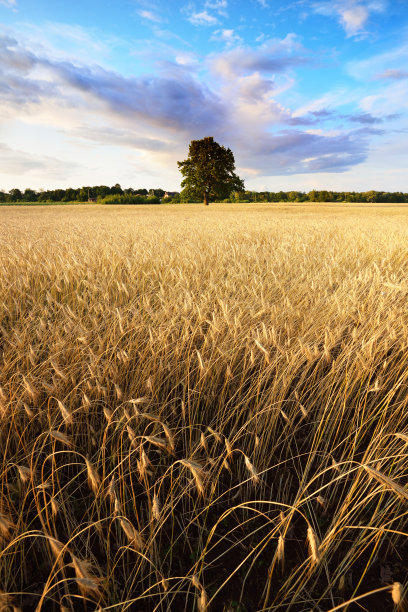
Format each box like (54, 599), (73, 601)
(0, 203), (407, 611)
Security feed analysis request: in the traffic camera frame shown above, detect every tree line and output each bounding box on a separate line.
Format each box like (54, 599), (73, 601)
(210, 190), (408, 204)
(0, 185), (167, 203)
(1, 186), (408, 205)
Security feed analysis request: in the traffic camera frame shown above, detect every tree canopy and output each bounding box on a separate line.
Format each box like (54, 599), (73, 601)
(177, 137), (245, 205)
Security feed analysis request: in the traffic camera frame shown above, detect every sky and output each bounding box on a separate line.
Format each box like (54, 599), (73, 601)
(0, 0), (407, 192)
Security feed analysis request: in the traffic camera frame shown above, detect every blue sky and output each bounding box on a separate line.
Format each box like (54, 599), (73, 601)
(1, 0), (407, 192)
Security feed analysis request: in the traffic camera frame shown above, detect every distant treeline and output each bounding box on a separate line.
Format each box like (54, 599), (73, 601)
(0, 185), (167, 203)
(1, 185), (408, 204)
(101, 194), (161, 204)
(211, 190), (408, 204)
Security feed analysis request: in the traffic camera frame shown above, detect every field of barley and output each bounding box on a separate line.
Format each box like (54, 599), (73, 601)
(0, 202), (407, 612)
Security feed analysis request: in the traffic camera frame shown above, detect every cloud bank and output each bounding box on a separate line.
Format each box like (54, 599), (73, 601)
(0, 29), (401, 188)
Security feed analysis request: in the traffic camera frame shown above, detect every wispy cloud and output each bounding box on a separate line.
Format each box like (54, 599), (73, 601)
(210, 34), (307, 79)
(313, 1), (387, 36)
(375, 68), (408, 80)
(360, 80), (408, 115)
(138, 9), (163, 23)
(174, 51), (199, 66)
(310, 109), (334, 118)
(205, 0), (228, 15)
(290, 108), (399, 126)
(211, 28), (242, 46)
(188, 10), (219, 25)
(70, 126), (174, 152)
(347, 111), (388, 124)
(0, 142), (78, 177)
(292, 90), (349, 117)
(347, 43), (408, 80)
(42, 22), (114, 55)
(0, 0), (16, 7)
(5, 20), (123, 66)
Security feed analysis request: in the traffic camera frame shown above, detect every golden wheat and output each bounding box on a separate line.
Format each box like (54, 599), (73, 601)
(0, 202), (407, 611)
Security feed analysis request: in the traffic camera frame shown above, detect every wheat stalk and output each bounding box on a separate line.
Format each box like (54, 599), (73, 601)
(363, 465), (408, 502)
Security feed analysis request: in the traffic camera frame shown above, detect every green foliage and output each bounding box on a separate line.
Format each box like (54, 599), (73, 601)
(149, 188), (165, 198)
(0, 185), (172, 205)
(229, 190), (408, 203)
(100, 194), (160, 204)
(8, 188), (22, 202)
(178, 136), (245, 205)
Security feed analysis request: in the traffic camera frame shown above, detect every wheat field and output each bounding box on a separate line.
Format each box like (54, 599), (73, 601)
(0, 202), (407, 611)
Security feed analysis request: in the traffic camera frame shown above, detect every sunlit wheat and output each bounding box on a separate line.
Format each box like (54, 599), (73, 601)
(0, 202), (407, 611)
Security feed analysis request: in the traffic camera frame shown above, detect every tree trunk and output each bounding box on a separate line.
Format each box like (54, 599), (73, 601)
(204, 191), (209, 206)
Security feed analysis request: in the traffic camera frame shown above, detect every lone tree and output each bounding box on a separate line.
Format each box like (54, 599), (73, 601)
(178, 137), (245, 205)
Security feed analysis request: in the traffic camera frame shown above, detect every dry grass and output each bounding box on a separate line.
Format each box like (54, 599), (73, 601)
(0, 202), (407, 611)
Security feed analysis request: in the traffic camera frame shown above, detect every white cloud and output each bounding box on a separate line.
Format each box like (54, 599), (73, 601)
(0, 0), (16, 7)
(174, 51), (199, 66)
(188, 10), (218, 25)
(210, 36), (306, 81)
(205, 0), (227, 6)
(340, 5), (369, 35)
(211, 29), (242, 46)
(205, 0), (228, 14)
(138, 10), (162, 23)
(314, 1), (387, 36)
